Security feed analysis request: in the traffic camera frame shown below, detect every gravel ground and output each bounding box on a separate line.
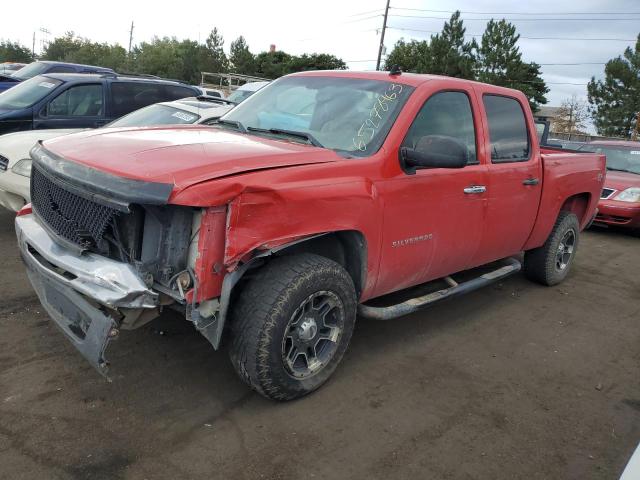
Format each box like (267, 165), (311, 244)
(1, 207), (638, 480)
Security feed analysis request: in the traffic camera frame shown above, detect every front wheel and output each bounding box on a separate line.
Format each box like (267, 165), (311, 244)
(524, 211), (580, 286)
(228, 254), (357, 401)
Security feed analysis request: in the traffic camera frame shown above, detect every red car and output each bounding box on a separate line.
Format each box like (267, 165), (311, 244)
(579, 140), (640, 232)
(15, 71), (605, 400)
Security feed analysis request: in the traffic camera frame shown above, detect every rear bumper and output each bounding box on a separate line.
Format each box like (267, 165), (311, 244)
(16, 214), (159, 375)
(594, 200), (640, 229)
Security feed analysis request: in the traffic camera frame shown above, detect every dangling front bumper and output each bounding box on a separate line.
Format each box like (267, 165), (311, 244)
(15, 213), (158, 375)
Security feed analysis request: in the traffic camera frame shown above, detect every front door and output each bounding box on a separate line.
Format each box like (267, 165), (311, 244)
(34, 83), (106, 130)
(375, 89), (488, 296)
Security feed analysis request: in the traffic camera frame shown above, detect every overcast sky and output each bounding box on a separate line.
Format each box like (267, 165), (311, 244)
(4, 0), (639, 115)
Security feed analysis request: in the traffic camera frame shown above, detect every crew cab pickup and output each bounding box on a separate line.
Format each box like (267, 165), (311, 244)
(15, 71), (606, 401)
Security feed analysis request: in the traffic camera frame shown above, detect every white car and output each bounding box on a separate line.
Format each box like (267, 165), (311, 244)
(226, 81), (269, 104)
(0, 97), (234, 211)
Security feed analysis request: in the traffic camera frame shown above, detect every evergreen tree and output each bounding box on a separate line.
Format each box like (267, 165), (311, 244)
(477, 19), (548, 111)
(384, 39), (430, 73)
(422, 11), (477, 78)
(254, 50), (292, 78)
(229, 36), (256, 75)
(0, 40), (33, 63)
(587, 34), (640, 139)
(287, 53), (346, 72)
(202, 28), (228, 73)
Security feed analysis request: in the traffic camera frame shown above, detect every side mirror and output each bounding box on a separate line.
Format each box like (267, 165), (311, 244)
(400, 135), (469, 174)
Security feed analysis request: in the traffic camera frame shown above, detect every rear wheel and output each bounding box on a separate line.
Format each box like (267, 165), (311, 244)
(524, 211), (580, 286)
(228, 254), (357, 401)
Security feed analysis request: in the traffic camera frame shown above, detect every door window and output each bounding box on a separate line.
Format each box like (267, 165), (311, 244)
(402, 91), (477, 164)
(46, 84), (104, 116)
(110, 82), (166, 117)
(484, 95), (530, 162)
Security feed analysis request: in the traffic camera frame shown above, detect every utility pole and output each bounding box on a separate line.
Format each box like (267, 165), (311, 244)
(376, 0), (391, 71)
(32, 32), (36, 60)
(128, 21), (135, 56)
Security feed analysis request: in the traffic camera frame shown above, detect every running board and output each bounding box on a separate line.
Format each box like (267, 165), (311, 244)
(358, 257), (522, 321)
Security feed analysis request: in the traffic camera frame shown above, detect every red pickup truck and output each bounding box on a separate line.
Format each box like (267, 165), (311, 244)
(15, 71), (605, 400)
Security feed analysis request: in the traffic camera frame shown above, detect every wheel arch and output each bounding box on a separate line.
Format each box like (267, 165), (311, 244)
(560, 192), (592, 228)
(270, 230), (368, 299)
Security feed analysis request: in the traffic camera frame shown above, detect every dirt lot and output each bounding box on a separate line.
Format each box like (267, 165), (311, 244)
(1, 207), (638, 480)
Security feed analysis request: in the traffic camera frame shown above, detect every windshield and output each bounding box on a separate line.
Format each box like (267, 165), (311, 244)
(579, 144), (640, 175)
(11, 62), (50, 80)
(222, 76), (414, 156)
(108, 104), (201, 127)
(0, 75), (62, 109)
(226, 89), (255, 104)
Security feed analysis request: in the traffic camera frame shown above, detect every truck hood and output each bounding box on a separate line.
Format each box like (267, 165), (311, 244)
(42, 125), (342, 191)
(604, 170), (640, 191)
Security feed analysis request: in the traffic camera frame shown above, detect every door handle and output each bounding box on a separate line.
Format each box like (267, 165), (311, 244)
(523, 177), (540, 186)
(463, 185), (487, 194)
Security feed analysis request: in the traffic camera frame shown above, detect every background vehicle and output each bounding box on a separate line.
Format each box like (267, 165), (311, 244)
(10, 61), (114, 81)
(0, 62), (27, 75)
(0, 96), (234, 211)
(578, 140), (640, 232)
(0, 73), (200, 135)
(0, 73), (21, 93)
(15, 71), (605, 401)
(225, 80), (269, 103)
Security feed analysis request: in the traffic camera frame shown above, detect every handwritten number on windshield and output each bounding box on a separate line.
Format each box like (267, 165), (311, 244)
(353, 84), (403, 152)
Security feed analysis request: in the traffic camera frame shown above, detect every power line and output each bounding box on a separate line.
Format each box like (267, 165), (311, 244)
(386, 26), (637, 42)
(347, 8), (384, 17)
(389, 6), (640, 15)
(388, 13), (640, 21)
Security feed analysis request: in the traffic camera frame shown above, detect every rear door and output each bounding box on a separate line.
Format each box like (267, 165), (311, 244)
(473, 89), (542, 265)
(375, 86), (488, 296)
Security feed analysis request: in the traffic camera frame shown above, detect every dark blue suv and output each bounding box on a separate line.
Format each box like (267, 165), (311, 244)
(0, 73), (200, 135)
(10, 61), (115, 81)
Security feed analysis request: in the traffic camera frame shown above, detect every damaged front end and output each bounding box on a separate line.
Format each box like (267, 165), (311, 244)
(17, 144), (228, 376)
(16, 214), (159, 375)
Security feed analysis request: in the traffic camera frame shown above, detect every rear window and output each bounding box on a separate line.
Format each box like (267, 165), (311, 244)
(484, 95), (530, 163)
(108, 104), (200, 127)
(0, 75), (62, 109)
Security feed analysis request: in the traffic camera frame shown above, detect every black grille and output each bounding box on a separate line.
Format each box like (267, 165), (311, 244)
(601, 188), (615, 199)
(31, 165), (121, 249)
(0, 155), (8, 171)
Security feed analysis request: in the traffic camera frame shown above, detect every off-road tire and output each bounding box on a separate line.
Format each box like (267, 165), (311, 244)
(228, 254), (357, 401)
(524, 211), (580, 286)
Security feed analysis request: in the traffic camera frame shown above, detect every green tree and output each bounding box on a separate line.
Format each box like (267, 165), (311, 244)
(254, 50), (292, 78)
(384, 39), (430, 72)
(134, 37), (185, 79)
(477, 19), (548, 111)
(201, 28), (228, 73)
(383, 11), (476, 77)
(0, 40), (33, 63)
(588, 34), (640, 139)
(286, 53), (346, 72)
(423, 11), (477, 78)
(229, 36), (256, 75)
(43, 32), (127, 71)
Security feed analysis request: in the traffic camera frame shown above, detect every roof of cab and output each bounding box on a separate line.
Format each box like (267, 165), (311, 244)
(288, 70), (526, 95)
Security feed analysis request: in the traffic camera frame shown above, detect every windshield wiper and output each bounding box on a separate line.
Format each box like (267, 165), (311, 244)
(216, 119), (247, 132)
(246, 127), (323, 148)
(195, 95), (237, 106)
(606, 167), (630, 172)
